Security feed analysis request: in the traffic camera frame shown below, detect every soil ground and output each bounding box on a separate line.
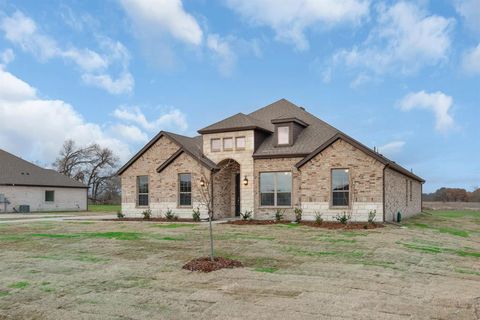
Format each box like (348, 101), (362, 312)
(0, 210), (479, 319)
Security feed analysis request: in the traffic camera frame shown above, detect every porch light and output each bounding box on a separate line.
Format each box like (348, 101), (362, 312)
(243, 176), (248, 186)
(200, 178), (205, 187)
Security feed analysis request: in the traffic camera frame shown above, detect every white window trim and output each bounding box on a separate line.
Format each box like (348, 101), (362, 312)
(259, 171), (292, 207)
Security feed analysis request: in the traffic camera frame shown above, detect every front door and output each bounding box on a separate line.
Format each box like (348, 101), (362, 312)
(235, 173), (240, 216)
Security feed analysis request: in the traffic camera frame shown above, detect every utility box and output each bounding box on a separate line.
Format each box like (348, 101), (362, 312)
(19, 205), (30, 213)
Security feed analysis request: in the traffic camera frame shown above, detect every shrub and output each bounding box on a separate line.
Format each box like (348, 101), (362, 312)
(335, 212), (351, 225)
(274, 209), (284, 222)
(165, 208), (177, 221)
(192, 207), (201, 222)
(294, 207), (302, 223)
(314, 212), (323, 224)
(117, 210), (124, 219)
(142, 209), (152, 220)
(240, 210), (252, 221)
(368, 210), (376, 224)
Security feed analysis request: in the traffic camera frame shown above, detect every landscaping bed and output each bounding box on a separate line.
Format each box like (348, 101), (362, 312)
(225, 220), (383, 229)
(105, 217), (201, 223)
(182, 257), (243, 272)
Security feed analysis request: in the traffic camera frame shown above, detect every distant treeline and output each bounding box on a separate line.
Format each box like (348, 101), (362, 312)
(422, 187), (480, 202)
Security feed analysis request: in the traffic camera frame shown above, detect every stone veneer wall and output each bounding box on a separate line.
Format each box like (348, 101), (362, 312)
(253, 157), (303, 220)
(203, 130), (255, 215)
(298, 139), (385, 222)
(384, 167), (422, 221)
(121, 135), (210, 218)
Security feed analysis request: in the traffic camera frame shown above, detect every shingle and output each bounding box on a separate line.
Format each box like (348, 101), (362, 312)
(0, 149), (88, 188)
(198, 113), (272, 134)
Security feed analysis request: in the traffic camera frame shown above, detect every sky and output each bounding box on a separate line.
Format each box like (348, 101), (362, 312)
(0, 0), (478, 193)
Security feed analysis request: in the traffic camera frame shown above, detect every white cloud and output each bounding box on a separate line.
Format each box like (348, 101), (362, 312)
(120, 0), (203, 46)
(0, 68), (133, 164)
(462, 43), (480, 75)
(82, 72), (134, 95)
(109, 124), (149, 143)
(379, 141), (405, 156)
(399, 91), (455, 132)
(331, 2), (454, 76)
(207, 34), (236, 76)
(225, 0), (370, 50)
(455, 0), (480, 33)
(0, 11), (133, 94)
(113, 106), (188, 132)
(0, 48), (14, 65)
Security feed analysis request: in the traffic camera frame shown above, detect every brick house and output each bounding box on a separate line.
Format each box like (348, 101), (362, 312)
(118, 99), (424, 222)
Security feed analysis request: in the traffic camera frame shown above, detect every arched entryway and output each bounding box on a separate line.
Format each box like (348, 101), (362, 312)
(212, 159), (241, 218)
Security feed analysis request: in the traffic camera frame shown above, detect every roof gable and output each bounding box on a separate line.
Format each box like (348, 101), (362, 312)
(197, 113), (272, 134)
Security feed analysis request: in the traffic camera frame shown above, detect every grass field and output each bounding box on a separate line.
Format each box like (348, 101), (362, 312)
(0, 210), (478, 319)
(88, 204), (121, 212)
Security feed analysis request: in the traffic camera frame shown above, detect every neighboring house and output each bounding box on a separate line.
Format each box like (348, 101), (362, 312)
(118, 99), (424, 222)
(0, 149), (88, 213)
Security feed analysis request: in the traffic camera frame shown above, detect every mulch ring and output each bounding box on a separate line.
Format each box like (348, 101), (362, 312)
(182, 257), (243, 272)
(104, 218), (200, 222)
(225, 220), (383, 229)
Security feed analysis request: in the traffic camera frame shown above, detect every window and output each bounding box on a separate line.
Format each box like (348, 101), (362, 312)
(235, 136), (246, 149)
(179, 173), (192, 206)
(277, 126), (290, 145)
(223, 137), (233, 150)
(332, 169), (349, 207)
(409, 180), (413, 201)
(137, 176), (149, 206)
(211, 139), (221, 152)
(260, 172), (292, 206)
(45, 190), (54, 202)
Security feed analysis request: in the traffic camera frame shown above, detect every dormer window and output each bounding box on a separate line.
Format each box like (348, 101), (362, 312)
(277, 126), (290, 145)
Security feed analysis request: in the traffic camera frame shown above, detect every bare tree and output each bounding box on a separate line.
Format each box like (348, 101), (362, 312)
(53, 140), (119, 204)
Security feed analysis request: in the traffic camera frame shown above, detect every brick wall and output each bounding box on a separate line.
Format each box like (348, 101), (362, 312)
(253, 157), (303, 220)
(120, 135), (210, 218)
(298, 139), (384, 222)
(384, 167), (422, 221)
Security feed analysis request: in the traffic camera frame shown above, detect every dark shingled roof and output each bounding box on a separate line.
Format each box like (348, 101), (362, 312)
(198, 113), (272, 134)
(249, 99), (339, 157)
(0, 149), (88, 188)
(118, 99), (424, 182)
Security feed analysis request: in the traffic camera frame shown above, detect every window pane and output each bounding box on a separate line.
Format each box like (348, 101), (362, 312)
(261, 193), (274, 206)
(179, 174), (191, 192)
(180, 193), (192, 206)
(277, 192), (291, 206)
(45, 191), (54, 202)
(332, 192), (349, 206)
(236, 137), (245, 149)
(211, 139), (221, 151)
(260, 173), (275, 193)
(223, 138), (233, 149)
(278, 126), (289, 144)
(276, 172), (292, 193)
(332, 169), (349, 191)
(138, 194), (149, 206)
(138, 176), (148, 193)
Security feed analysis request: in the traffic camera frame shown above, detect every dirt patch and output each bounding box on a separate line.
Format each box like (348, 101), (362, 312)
(225, 220), (383, 229)
(182, 257), (243, 272)
(105, 217), (200, 223)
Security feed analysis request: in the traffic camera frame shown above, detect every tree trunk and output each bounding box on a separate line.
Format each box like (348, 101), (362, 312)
(208, 210), (214, 261)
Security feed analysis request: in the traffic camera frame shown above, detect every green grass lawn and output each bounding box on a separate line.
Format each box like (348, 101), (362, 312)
(88, 204), (120, 212)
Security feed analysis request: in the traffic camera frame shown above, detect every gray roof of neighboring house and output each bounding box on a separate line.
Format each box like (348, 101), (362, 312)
(118, 99), (424, 182)
(0, 149), (88, 188)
